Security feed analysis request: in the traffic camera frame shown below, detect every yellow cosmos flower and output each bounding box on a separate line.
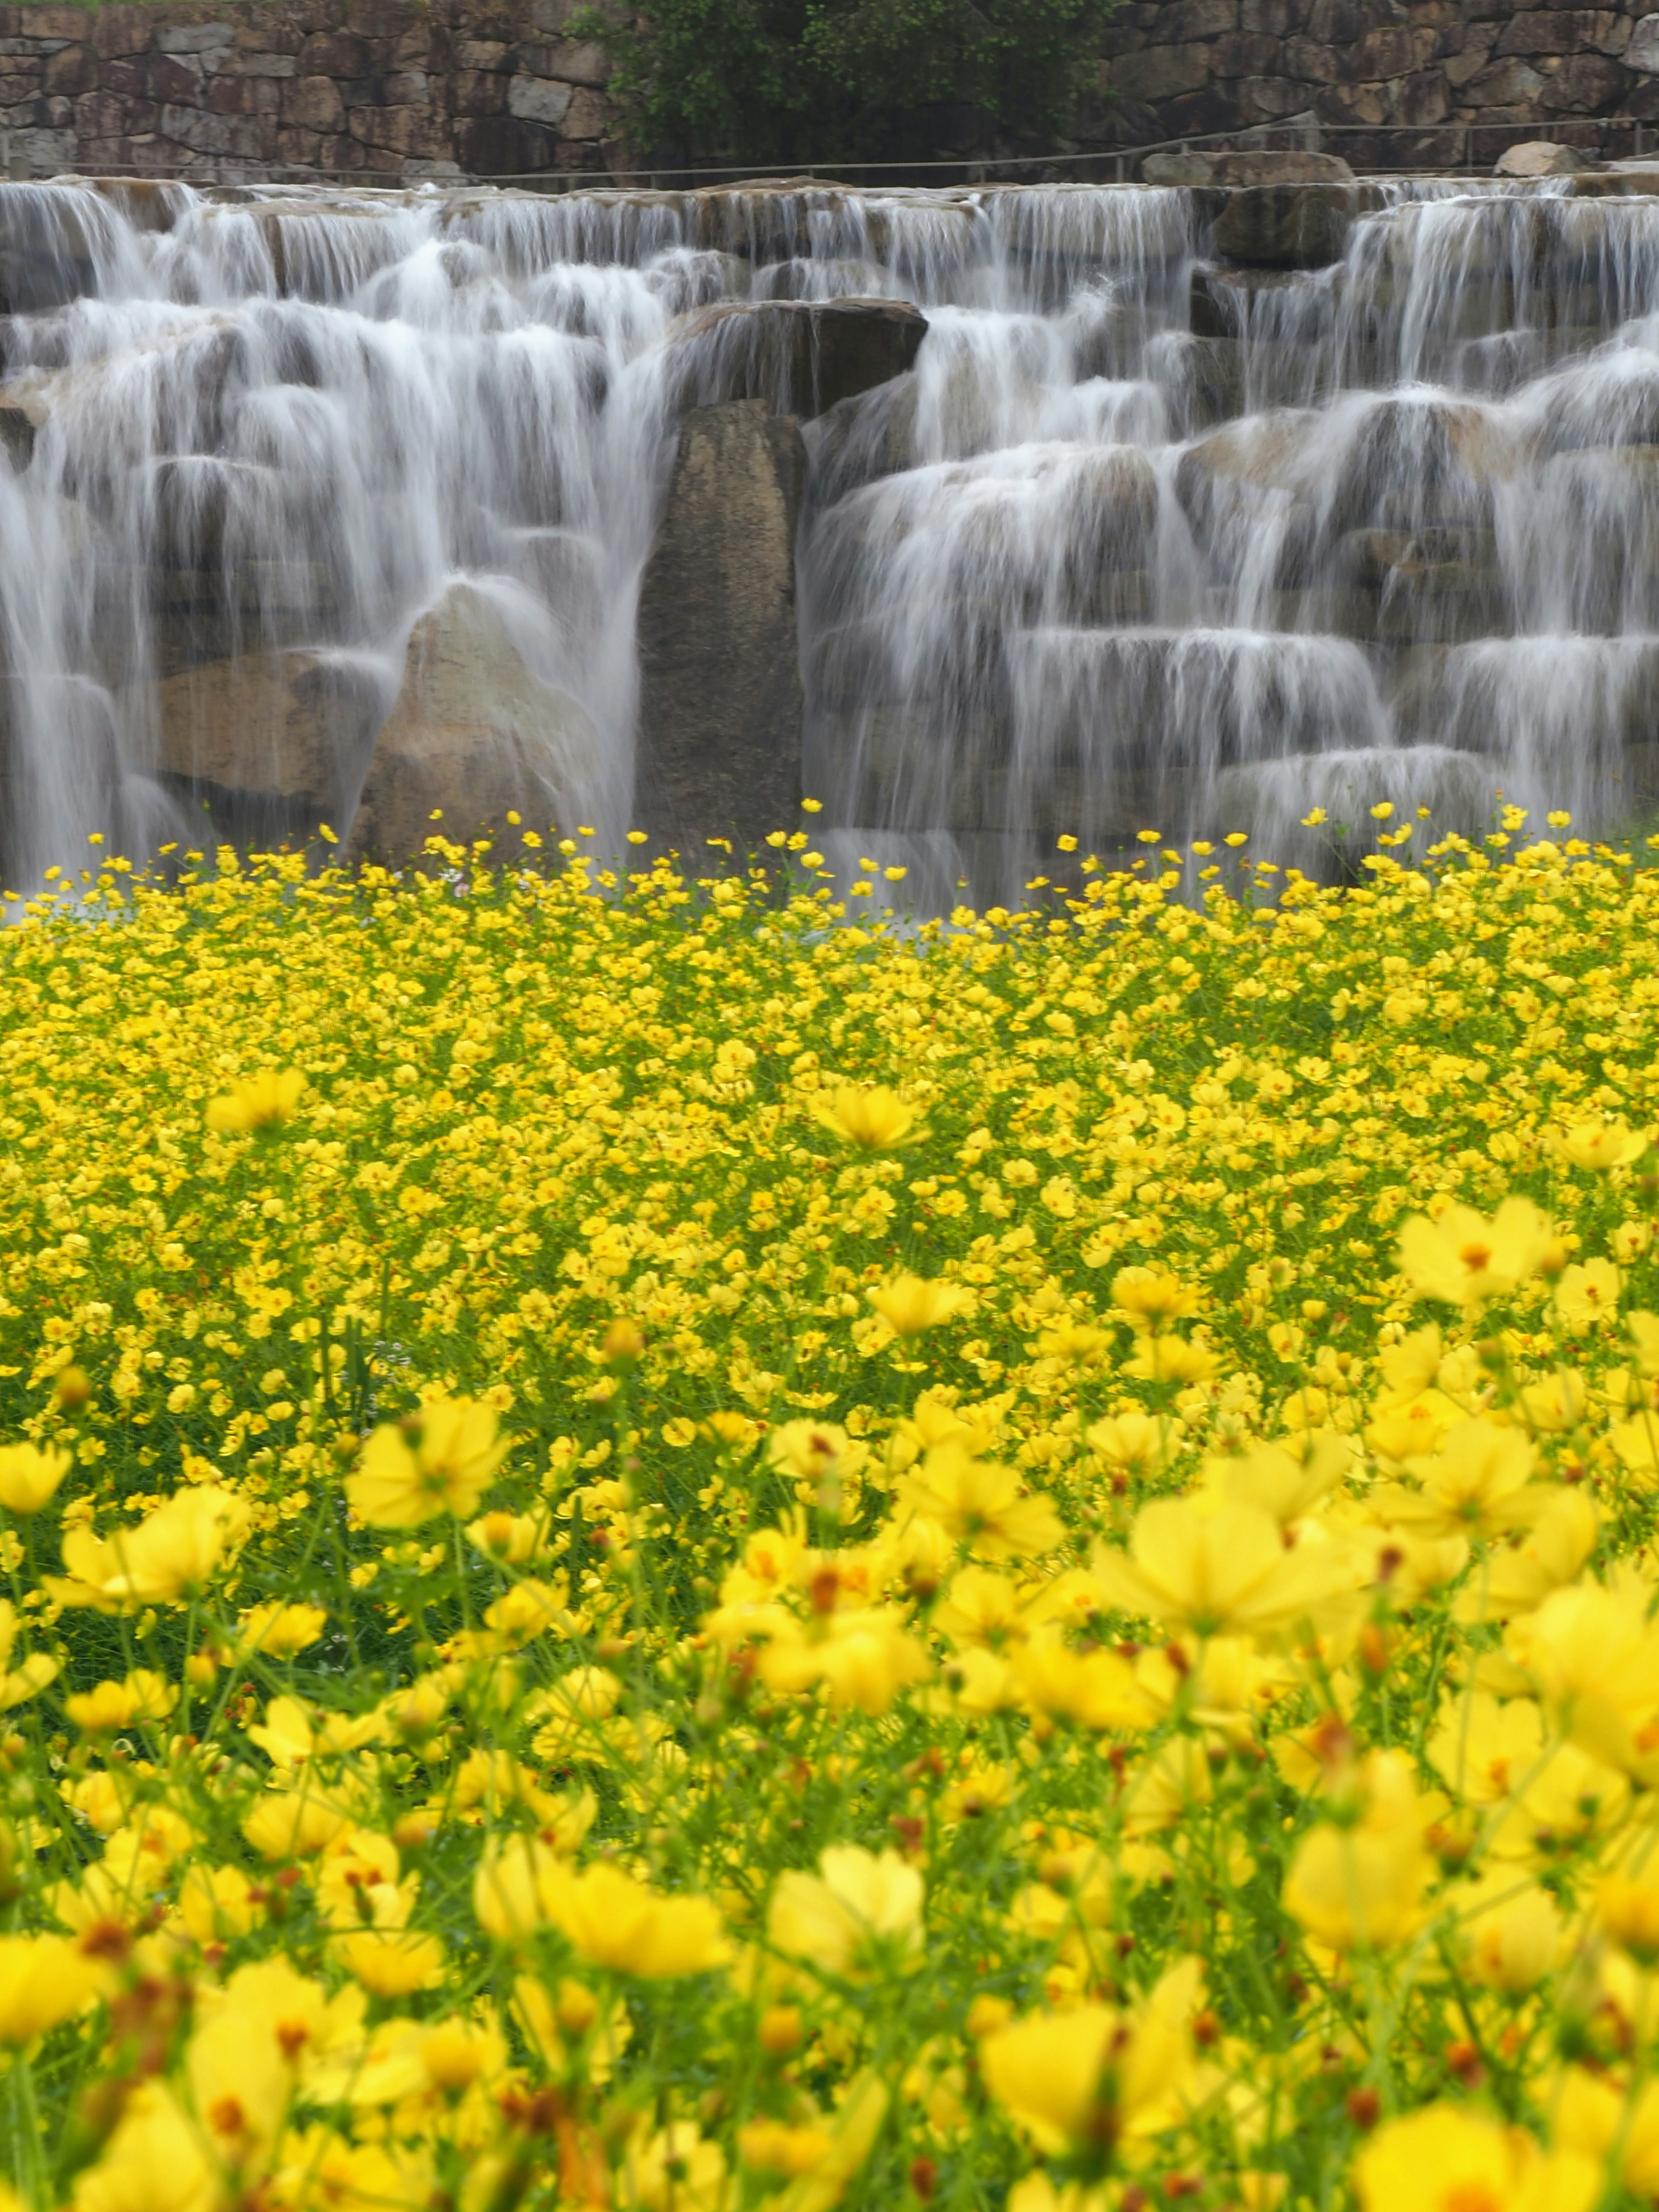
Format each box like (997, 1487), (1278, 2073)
(205, 1065), (305, 1132)
(1554, 1115), (1646, 1170)
(895, 1442), (1063, 1561)
(1595, 1866), (1659, 1962)
(177, 1863), (265, 1945)
(64, 1670), (175, 1734)
(1397, 1195), (1552, 1306)
(1111, 1266), (1200, 1329)
(1555, 1258), (1621, 1331)
(337, 1930), (447, 1997)
(0, 1932), (103, 2044)
(1283, 1752), (1439, 1953)
(865, 1274), (972, 1336)
(810, 1084), (925, 1149)
(539, 1859), (730, 1978)
(1378, 1416), (1550, 1541)
(344, 1398), (509, 1527)
(51, 1486), (250, 1610)
(236, 1602), (328, 1657)
(1093, 1492), (1358, 1639)
(1453, 1872), (1562, 1993)
(768, 1844), (924, 1978)
(242, 1786), (353, 1861)
(618, 2124), (728, 2212)
(0, 1442), (70, 1514)
(980, 1959), (1202, 2159)
(70, 2081), (219, 2212)
(1355, 2104), (1598, 2212)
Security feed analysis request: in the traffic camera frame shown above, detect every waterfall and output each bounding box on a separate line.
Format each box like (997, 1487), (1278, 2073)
(0, 172), (1655, 893)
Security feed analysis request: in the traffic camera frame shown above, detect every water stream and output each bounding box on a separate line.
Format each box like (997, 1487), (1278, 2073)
(0, 172), (1656, 893)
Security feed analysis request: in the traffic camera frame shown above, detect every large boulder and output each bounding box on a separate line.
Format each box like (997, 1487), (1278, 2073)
(634, 399), (806, 847)
(139, 649), (385, 839)
(1211, 185), (1356, 269)
(1495, 141), (1588, 179)
(346, 583), (600, 862)
(665, 299), (927, 420)
(1145, 149), (1355, 188)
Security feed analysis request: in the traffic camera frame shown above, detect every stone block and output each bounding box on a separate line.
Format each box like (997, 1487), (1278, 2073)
(1242, 0), (1311, 29)
(506, 73), (572, 125)
(157, 99), (242, 151)
(1162, 0), (1237, 38)
(219, 52), (301, 78)
(206, 73), (280, 116)
(1307, 0), (1397, 43)
(667, 298), (927, 419)
(1631, 13), (1659, 72)
(1444, 25), (1500, 86)
(12, 8), (90, 38)
(513, 36), (609, 85)
(89, 7), (154, 59)
(1109, 41), (1214, 100)
(561, 85), (610, 137)
(635, 400), (805, 848)
(454, 38), (508, 67)
(383, 69), (429, 103)
(1463, 56), (1548, 104)
(146, 651), (385, 837)
(451, 67), (506, 114)
(279, 72), (342, 129)
(456, 112), (551, 171)
(1494, 9), (1621, 56)
(347, 102), (449, 156)
(8, 124), (73, 168)
(155, 22), (235, 56)
(1237, 72), (1315, 115)
(41, 41), (92, 95)
(1399, 67), (1450, 123)
(296, 32), (370, 76)
(1283, 37), (1344, 80)
(1210, 31), (1281, 75)
(1352, 21), (1436, 74)
(392, 26), (439, 68)
(1212, 181), (1354, 263)
(74, 88), (157, 137)
(345, 583), (598, 861)
(1541, 51), (1628, 106)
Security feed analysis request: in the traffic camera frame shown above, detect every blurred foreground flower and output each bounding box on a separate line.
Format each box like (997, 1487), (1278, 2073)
(205, 1065), (305, 1132)
(345, 1398), (509, 1527)
(866, 1273), (972, 1336)
(811, 1084), (926, 1150)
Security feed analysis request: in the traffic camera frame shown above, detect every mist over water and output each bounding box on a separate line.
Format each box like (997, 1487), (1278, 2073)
(0, 172), (1655, 899)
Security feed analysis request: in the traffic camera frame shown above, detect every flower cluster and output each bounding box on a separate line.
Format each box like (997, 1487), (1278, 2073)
(1, 817), (1659, 2210)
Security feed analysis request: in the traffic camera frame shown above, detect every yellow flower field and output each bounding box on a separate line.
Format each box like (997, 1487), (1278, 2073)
(4, 810), (1659, 2209)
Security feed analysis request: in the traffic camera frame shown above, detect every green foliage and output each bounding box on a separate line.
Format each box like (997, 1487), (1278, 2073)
(568, 0), (1115, 165)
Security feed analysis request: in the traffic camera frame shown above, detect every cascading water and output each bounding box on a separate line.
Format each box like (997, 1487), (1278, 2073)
(0, 170), (1656, 897)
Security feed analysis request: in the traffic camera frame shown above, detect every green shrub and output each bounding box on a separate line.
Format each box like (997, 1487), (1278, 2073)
(568, 0), (1116, 165)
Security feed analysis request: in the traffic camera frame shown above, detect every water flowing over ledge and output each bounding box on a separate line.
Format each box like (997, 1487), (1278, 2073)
(0, 171), (1657, 899)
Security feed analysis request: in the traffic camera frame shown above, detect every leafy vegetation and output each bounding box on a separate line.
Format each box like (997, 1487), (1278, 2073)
(2, 812), (1659, 2209)
(565, 0), (1114, 165)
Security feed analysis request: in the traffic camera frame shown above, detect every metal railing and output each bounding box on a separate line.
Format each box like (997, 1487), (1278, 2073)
(22, 111), (1658, 194)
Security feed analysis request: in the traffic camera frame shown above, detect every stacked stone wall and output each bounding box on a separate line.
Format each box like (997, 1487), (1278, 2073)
(1092, 0), (1659, 168)
(3, 0), (1659, 182)
(0, 0), (622, 180)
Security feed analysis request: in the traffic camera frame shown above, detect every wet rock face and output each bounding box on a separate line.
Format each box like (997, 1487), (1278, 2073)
(634, 400), (806, 849)
(344, 583), (599, 861)
(665, 299), (928, 421)
(1211, 185), (1360, 270)
(141, 649), (384, 838)
(1145, 150), (1356, 188)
